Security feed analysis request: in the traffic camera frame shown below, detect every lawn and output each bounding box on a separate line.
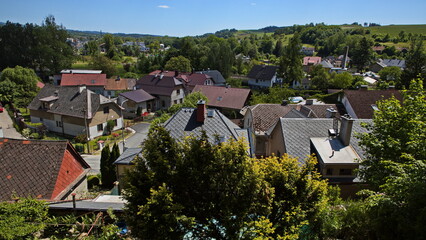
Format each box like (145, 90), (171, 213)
(367, 24), (426, 37)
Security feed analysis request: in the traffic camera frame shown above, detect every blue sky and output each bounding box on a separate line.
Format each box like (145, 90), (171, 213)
(0, 0), (425, 37)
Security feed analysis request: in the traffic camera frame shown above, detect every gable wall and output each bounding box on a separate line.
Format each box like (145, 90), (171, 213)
(51, 148), (85, 199)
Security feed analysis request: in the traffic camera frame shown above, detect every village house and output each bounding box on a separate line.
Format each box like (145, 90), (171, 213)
(192, 85), (251, 119)
(164, 100), (254, 156)
(113, 147), (143, 193)
(135, 70), (185, 110)
(58, 70), (107, 95)
(243, 101), (345, 157)
(196, 69), (227, 86)
(28, 85), (123, 139)
(0, 138), (90, 201)
(301, 46), (315, 56)
(247, 65), (280, 89)
(369, 59), (406, 73)
(267, 115), (372, 197)
(303, 56), (322, 72)
(118, 89), (156, 118)
(340, 89), (402, 119)
(104, 77), (137, 98)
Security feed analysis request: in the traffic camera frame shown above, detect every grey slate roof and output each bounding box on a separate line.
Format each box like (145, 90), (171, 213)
(164, 108), (253, 156)
(164, 108), (241, 142)
(279, 118), (372, 162)
(320, 60), (334, 68)
(196, 70), (226, 85)
(119, 89), (155, 103)
(114, 148), (142, 165)
(247, 65), (278, 81)
(28, 84), (104, 119)
(382, 59), (406, 68)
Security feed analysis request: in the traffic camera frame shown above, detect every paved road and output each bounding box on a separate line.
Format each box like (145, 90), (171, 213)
(0, 110), (24, 139)
(83, 122), (150, 174)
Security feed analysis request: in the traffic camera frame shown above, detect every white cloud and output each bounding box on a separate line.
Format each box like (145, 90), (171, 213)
(250, 2), (256, 5)
(158, 5), (170, 8)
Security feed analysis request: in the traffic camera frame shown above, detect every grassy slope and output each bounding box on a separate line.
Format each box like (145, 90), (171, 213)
(367, 24), (426, 36)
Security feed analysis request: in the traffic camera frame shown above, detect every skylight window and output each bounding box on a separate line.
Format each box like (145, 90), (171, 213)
(217, 96), (222, 101)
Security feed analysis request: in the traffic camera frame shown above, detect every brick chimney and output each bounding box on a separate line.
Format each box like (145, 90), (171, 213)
(196, 100), (206, 123)
(339, 114), (354, 146)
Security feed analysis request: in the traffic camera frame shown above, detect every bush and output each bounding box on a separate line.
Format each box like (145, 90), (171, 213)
(106, 120), (115, 134)
(26, 122), (43, 128)
(74, 143), (84, 152)
(112, 132), (120, 138)
(30, 132), (40, 139)
(87, 175), (101, 189)
(74, 134), (88, 143)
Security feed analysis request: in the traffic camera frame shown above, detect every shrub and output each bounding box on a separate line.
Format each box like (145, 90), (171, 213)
(74, 134), (88, 143)
(87, 175), (101, 189)
(74, 143), (84, 152)
(112, 132), (120, 138)
(106, 120), (115, 134)
(30, 133), (40, 139)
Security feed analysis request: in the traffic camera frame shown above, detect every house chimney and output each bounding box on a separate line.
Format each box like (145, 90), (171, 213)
(175, 70), (179, 77)
(326, 107), (337, 118)
(281, 100), (288, 106)
(196, 100), (206, 123)
(339, 114), (354, 146)
(54, 90), (59, 97)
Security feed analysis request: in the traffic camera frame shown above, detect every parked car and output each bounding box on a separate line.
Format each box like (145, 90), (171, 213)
(0, 103), (4, 113)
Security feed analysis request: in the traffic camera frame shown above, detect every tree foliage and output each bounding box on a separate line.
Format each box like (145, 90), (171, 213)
(0, 16), (74, 78)
(278, 34), (304, 84)
(329, 72), (353, 89)
(378, 66), (402, 87)
(164, 56), (192, 73)
(354, 79), (426, 239)
(0, 198), (48, 240)
(351, 37), (374, 71)
(402, 35), (426, 88)
(89, 54), (117, 77)
(123, 125), (335, 239)
(0, 66), (40, 106)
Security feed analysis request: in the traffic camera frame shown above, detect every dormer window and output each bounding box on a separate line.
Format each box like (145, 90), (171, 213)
(103, 107), (109, 114)
(91, 79), (96, 84)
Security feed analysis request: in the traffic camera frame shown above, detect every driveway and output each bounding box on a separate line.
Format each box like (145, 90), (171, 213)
(83, 122), (151, 174)
(0, 110), (24, 139)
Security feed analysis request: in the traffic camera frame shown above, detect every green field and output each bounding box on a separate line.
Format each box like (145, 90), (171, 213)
(366, 24), (426, 36)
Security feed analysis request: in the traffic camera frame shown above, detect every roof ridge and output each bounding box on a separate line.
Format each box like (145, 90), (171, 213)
(215, 109), (239, 140)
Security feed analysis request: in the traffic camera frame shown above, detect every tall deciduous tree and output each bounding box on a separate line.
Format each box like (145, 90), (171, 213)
(89, 54), (117, 77)
(278, 34), (304, 84)
(356, 79), (426, 239)
(0, 66), (40, 106)
(310, 65), (330, 90)
(164, 56), (192, 73)
(402, 35), (426, 88)
(329, 72), (353, 89)
(378, 66), (402, 87)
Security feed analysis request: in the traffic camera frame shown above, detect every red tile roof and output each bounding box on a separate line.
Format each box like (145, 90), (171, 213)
(303, 57), (322, 66)
(193, 85), (251, 110)
(60, 73), (107, 86)
(37, 81), (45, 89)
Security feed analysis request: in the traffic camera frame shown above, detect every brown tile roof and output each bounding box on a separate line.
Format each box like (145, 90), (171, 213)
(344, 90), (402, 119)
(105, 78), (128, 91)
(60, 73), (107, 86)
(249, 104), (300, 132)
(193, 85), (251, 110)
(119, 89), (155, 103)
(0, 138), (90, 201)
(248, 103), (345, 132)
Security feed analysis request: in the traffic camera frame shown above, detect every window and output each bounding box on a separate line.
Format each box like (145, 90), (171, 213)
(91, 79), (96, 84)
(56, 121), (63, 127)
(176, 89), (180, 95)
(97, 124), (104, 132)
(174, 100), (178, 104)
(162, 101), (166, 107)
(326, 168), (334, 175)
(114, 119), (117, 126)
(339, 168), (352, 176)
(103, 107), (109, 114)
(40, 118), (43, 122)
